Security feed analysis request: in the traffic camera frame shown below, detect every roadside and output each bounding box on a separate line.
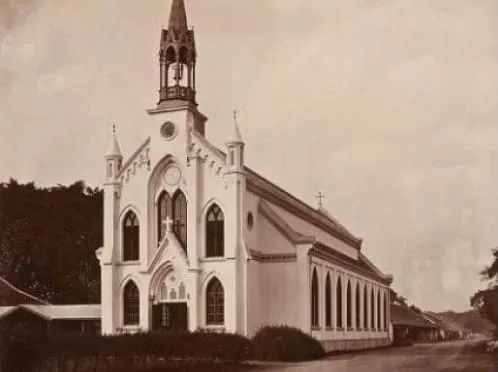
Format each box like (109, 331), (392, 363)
(254, 340), (494, 372)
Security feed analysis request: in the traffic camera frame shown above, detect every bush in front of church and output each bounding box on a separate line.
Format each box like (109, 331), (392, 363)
(0, 328), (252, 371)
(251, 325), (325, 361)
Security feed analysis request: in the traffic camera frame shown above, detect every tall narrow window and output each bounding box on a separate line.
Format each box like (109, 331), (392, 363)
(206, 277), (224, 325)
(346, 280), (352, 329)
(157, 191), (172, 245)
(173, 190), (187, 251)
(364, 286), (368, 329)
(356, 283), (361, 329)
(336, 277), (343, 328)
(384, 292), (389, 330)
(371, 288), (375, 330)
(123, 211), (139, 261)
(206, 204), (224, 257)
(325, 273), (332, 328)
(123, 281), (139, 325)
(377, 291), (382, 330)
(311, 269), (319, 327)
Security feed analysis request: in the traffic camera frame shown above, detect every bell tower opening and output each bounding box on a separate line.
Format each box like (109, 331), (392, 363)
(158, 0), (197, 107)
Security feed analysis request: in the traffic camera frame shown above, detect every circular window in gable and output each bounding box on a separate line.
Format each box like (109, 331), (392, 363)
(160, 121), (177, 140)
(247, 212), (254, 231)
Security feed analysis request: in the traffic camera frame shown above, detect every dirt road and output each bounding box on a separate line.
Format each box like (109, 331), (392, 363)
(260, 340), (494, 372)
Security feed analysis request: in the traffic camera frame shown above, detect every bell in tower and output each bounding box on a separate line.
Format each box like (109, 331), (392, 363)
(158, 0), (197, 107)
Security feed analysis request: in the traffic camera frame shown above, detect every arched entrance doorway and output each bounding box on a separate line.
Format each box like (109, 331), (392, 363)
(151, 270), (188, 332)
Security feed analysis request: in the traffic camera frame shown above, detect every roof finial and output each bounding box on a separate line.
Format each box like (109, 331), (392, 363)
(106, 124), (122, 158)
(316, 191), (325, 208)
(227, 109), (243, 144)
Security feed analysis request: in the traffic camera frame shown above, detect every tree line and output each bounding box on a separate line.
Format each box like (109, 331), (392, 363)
(0, 179), (102, 304)
(471, 248), (498, 335)
(0, 177), (496, 332)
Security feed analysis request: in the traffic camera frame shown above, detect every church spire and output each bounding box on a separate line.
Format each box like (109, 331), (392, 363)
(157, 0), (197, 108)
(168, 0), (188, 31)
(226, 110), (245, 173)
(105, 125), (123, 182)
(106, 125), (122, 159)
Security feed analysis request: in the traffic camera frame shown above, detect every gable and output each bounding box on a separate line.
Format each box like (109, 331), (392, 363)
(189, 130), (362, 249)
(257, 206), (298, 255)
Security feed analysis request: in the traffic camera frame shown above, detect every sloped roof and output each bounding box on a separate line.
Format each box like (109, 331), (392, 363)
(168, 0), (189, 30)
(0, 277), (49, 306)
(191, 130), (363, 248)
(0, 305), (101, 321)
(311, 243), (392, 285)
(246, 168), (362, 248)
(258, 199), (314, 244)
(425, 312), (469, 333)
(391, 304), (438, 328)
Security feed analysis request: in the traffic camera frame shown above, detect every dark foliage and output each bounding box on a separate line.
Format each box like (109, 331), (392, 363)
(0, 179), (102, 304)
(471, 247), (498, 332)
(471, 288), (498, 331)
(389, 288), (407, 307)
(437, 309), (494, 336)
(0, 328), (251, 372)
(251, 325), (325, 362)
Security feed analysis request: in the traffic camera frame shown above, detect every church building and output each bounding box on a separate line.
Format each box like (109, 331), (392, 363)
(96, 0), (394, 351)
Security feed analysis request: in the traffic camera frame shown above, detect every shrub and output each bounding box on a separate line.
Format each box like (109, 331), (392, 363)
(251, 325), (325, 362)
(0, 328), (252, 371)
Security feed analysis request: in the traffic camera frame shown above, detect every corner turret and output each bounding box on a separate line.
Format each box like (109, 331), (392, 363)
(225, 110), (245, 174)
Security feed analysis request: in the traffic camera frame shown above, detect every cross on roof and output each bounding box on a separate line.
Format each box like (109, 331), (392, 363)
(316, 192), (325, 208)
(112, 124), (116, 134)
(233, 109), (237, 122)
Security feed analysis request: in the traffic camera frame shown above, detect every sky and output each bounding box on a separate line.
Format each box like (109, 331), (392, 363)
(1, 0), (497, 312)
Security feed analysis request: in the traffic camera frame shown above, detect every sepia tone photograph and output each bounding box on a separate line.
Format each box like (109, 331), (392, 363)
(0, 0), (496, 371)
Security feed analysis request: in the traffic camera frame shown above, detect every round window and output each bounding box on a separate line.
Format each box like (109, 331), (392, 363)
(160, 121), (177, 140)
(247, 212), (254, 230)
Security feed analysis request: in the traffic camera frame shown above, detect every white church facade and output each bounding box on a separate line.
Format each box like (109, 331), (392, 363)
(96, 0), (394, 351)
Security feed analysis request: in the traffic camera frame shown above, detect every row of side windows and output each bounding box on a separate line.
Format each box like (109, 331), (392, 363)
(121, 199), (225, 261)
(122, 277), (225, 326)
(311, 269), (388, 330)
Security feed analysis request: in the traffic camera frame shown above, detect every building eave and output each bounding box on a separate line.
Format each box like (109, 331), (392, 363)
(249, 249), (297, 263)
(258, 199), (315, 245)
(310, 244), (391, 285)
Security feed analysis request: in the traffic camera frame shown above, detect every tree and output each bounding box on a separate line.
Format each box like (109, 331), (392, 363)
(389, 288), (407, 307)
(471, 248), (498, 331)
(0, 179), (102, 304)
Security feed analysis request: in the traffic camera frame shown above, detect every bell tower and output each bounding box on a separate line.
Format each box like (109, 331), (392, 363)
(149, 0), (206, 137)
(158, 0), (196, 107)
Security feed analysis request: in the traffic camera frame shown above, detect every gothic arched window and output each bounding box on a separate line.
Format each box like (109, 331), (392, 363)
(123, 211), (139, 261)
(206, 277), (224, 325)
(356, 282), (361, 329)
(123, 281), (139, 326)
(371, 288), (375, 329)
(336, 277), (343, 328)
(385, 292), (389, 330)
(346, 280), (352, 329)
(206, 204), (224, 257)
(157, 191), (172, 245)
(311, 268), (319, 327)
(325, 273), (332, 328)
(173, 190), (187, 251)
(363, 286), (368, 329)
